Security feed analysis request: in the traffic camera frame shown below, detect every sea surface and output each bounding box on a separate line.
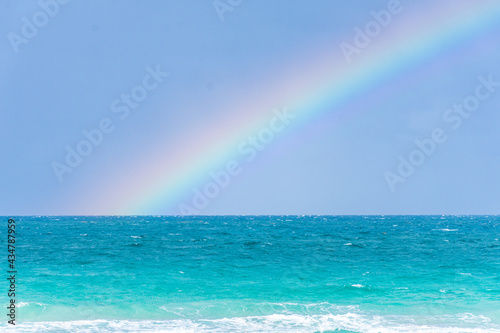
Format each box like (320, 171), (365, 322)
(1, 215), (499, 332)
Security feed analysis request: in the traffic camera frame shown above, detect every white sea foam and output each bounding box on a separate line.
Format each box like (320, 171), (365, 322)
(6, 312), (500, 333)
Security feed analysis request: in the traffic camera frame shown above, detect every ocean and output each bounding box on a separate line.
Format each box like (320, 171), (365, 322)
(1, 215), (499, 332)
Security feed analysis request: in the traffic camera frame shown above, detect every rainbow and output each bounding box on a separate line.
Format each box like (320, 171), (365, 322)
(75, 0), (500, 215)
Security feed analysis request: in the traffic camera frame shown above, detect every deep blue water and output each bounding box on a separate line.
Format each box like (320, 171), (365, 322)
(1, 215), (499, 332)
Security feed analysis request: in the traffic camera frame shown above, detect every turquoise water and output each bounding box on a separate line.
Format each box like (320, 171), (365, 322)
(1, 215), (499, 332)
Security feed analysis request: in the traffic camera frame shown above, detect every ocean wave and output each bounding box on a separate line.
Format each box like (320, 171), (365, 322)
(15, 302), (46, 309)
(5, 312), (500, 333)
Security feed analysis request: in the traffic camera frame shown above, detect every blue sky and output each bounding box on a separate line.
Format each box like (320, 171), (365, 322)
(1, 0), (500, 215)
